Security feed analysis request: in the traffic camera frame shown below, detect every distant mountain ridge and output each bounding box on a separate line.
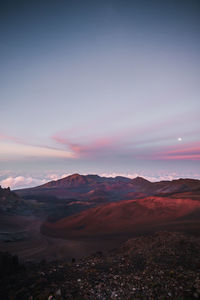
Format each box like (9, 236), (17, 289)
(38, 173), (133, 189)
(15, 173), (200, 198)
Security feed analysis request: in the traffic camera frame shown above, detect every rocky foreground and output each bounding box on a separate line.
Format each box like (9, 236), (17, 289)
(0, 232), (200, 300)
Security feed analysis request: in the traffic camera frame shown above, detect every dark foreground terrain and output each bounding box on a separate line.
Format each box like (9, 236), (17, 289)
(1, 231), (200, 300)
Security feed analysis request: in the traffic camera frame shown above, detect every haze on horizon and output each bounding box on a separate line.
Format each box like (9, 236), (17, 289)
(0, 0), (200, 189)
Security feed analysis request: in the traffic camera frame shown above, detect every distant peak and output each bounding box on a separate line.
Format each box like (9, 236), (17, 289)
(132, 176), (151, 183)
(69, 173), (82, 178)
(66, 173), (87, 182)
(86, 174), (101, 179)
(133, 176), (145, 180)
(114, 176), (132, 182)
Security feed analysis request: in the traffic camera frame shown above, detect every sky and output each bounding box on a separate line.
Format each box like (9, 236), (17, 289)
(0, 0), (200, 189)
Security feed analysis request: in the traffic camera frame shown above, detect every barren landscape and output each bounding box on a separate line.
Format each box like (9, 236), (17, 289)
(1, 174), (200, 263)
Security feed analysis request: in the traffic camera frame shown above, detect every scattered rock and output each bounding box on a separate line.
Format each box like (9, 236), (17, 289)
(1, 232), (200, 299)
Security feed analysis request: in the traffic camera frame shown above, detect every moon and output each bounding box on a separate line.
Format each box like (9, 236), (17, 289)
(178, 137), (182, 141)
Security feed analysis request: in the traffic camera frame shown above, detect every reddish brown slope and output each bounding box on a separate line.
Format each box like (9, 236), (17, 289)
(41, 196), (200, 239)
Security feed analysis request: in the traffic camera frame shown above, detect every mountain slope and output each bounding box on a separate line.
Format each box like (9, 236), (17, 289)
(0, 186), (30, 215)
(41, 196), (200, 238)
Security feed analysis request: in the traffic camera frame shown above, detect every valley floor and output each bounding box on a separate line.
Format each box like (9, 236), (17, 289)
(0, 215), (128, 262)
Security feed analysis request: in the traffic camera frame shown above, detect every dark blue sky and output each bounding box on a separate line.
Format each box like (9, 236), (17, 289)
(0, 0), (200, 188)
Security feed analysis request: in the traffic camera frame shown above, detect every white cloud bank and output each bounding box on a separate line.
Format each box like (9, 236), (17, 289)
(0, 176), (45, 189)
(0, 173), (71, 189)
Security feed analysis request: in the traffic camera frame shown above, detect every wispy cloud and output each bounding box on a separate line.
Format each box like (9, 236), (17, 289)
(0, 133), (75, 160)
(52, 133), (119, 158)
(0, 133), (24, 144)
(52, 127), (200, 161)
(155, 142), (200, 161)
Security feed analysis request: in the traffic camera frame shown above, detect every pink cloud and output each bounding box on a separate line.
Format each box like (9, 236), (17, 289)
(52, 111), (199, 158)
(0, 133), (23, 144)
(52, 133), (120, 158)
(53, 128), (200, 161)
(0, 132), (75, 160)
(162, 154), (200, 160)
(153, 142), (200, 161)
